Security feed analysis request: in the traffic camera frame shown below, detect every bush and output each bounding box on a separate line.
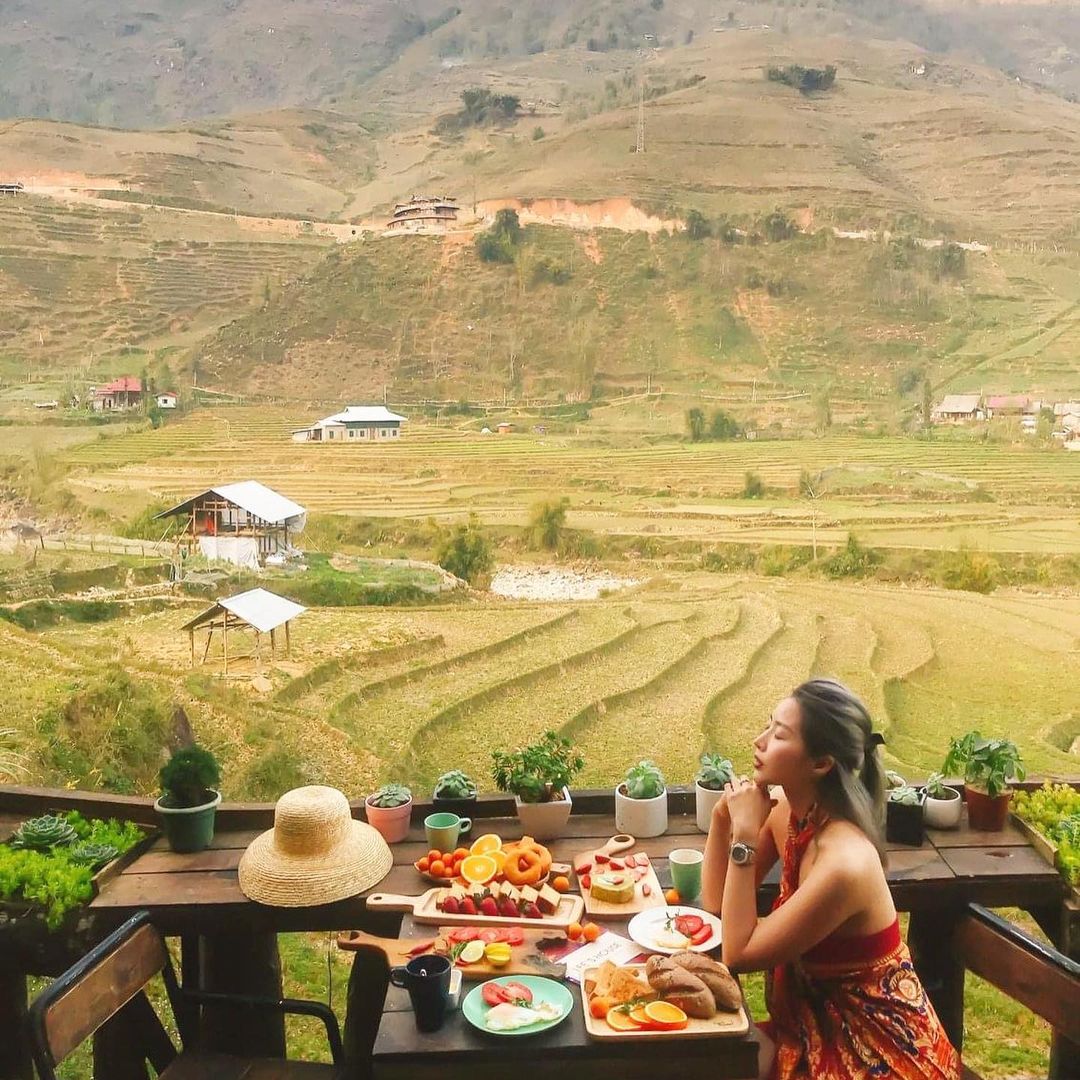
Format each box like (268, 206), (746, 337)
(742, 471), (765, 498)
(822, 535), (882, 579)
(766, 64), (837, 93)
(475, 208), (522, 264)
(709, 410), (741, 440)
(532, 255), (571, 284)
(529, 499), (569, 550)
(684, 209), (711, 240)
(436, 519), (494, 584)
(762, 210), (795, 242)
(931, 243), (966, 280)
(686, 407), (706, 442)
(938, 547), (999, 593)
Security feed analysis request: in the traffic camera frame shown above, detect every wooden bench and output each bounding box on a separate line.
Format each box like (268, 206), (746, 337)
(956, 904), (1080, 1080)
(28, 911), (345, 1080)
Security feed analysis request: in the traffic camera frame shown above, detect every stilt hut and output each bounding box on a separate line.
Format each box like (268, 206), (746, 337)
(181, 588), (306, 673)
(155, 481), (306, 568)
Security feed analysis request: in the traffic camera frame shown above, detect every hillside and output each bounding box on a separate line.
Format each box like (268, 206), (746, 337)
(2, 0), (1080, 128)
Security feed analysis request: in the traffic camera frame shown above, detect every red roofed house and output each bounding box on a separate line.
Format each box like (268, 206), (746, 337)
(92, 376), (143, 412)
(985, 395), (1030, 418)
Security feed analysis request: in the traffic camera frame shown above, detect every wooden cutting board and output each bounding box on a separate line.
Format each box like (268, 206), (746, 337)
(338, 926), (568, 980)
(580, 965), (749, 1040)
(580, 856), (665, 918)
(366, 888), (585, 930)
(572, 834), (635, 874)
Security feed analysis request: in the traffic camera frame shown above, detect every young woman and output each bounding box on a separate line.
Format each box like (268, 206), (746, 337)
(700, 678), (959, 1080)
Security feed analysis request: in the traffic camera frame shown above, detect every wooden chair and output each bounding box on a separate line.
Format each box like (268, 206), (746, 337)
(956, 903), (1080, 1080)
(28, 911), (345, 1080)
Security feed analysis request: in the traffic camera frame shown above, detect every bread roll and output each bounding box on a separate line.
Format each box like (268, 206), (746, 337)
(644, 955), (716, 1019)
(669, 951), (742, 1012)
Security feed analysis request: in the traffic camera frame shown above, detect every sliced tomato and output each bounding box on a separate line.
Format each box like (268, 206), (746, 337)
(501, 981), (533, 1004)
(482, 981), (508, 1007)
(675, 914), (704, 937)
(478, 929), (502, 943)
(447, 927), (480, 943)
(502, 926), (525, 945)
(690, 924), (714, 946)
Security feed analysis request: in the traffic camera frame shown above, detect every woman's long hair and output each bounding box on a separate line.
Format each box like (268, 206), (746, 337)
(791, 678), (886, 862)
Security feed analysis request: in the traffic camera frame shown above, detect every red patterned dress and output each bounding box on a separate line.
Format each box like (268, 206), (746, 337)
(762, 813), (960, 1079)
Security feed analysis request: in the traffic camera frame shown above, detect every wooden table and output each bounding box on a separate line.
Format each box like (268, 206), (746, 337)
(370, 913), (760, 1080)
(0, 787), (1068, 1079)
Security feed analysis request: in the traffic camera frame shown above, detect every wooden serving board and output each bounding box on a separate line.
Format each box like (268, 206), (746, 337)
(337, 926), (568, 980)
(580, 965), (749, 1041)
(367, 889), (585, 930)
(581, 861), (665, 919)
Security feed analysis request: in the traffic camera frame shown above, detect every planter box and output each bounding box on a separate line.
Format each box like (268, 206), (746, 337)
(515, 787), (573, 840)
(1011, 814), (1080, 904)
(886, 795), (926, 847)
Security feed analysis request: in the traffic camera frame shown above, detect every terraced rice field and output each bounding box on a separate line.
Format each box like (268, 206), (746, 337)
(64, 406), (1080, 554)
(7, 576), (1076, 794)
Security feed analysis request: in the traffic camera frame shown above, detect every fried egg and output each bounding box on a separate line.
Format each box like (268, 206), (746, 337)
(484, 1001), (562, 1031)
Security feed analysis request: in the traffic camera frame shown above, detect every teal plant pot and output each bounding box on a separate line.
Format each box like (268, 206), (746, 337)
(155, 790), (222, 853)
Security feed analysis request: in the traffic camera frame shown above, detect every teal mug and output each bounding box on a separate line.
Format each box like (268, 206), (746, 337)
(424, 812), (472, 852)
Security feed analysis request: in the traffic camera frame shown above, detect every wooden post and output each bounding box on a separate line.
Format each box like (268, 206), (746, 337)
(285, 620), (291, 657)
(270, 627), (276, 660)
(222, 615), (229, 675)
(909, 907), (965, 1049)
(189, 629), (195, 668)
(345, 943), (391, 1080)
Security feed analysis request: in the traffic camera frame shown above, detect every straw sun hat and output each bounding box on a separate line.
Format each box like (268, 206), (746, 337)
(239, 786), (393, 907)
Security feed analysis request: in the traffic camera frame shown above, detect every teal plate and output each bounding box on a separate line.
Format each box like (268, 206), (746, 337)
(461, 975), (574, 1037)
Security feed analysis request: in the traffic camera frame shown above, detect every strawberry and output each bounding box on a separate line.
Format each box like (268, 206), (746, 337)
(498, 897), (518, 917)
(523, 902), (543, 919)
(595, 853), (610, 864)
(637, 853), (649, 864)
(580, 873), (591, 890)
(609, 859), (624, 870)
(607, 874), (624, 885)
(479, 897), (499, 918)
(624, 854), (637, 868)
(441, 896), (459, 914)
(642, 883), (652, 896)
(459, 897), (477, 916)
(577, 861), (591, 874)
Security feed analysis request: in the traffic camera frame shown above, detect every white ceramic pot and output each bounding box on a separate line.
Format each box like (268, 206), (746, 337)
(695, 782), (724, 833)
(515, 787), (572, 840)
(615, 783), (668, 838)
(923, 787), (963, 829)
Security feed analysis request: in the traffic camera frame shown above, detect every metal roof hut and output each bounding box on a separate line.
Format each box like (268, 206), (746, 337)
(181, 588), (306, 674)
(155, 481), (306, 568)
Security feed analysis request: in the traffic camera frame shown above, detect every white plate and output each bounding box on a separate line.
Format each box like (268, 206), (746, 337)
(627, 905), (722, 955)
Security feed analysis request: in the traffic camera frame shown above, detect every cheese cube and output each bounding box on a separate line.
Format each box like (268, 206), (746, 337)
(519, 885), (540, 906)
(537, 883), (561, 915)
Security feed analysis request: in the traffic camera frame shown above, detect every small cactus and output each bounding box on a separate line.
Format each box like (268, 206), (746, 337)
(10, 814), (78, 851)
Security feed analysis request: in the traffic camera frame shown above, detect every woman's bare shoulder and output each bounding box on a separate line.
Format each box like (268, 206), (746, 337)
(816, 819), (882, 873)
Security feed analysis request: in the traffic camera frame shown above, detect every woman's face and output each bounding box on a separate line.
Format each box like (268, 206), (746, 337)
(751, 696), (812, 787)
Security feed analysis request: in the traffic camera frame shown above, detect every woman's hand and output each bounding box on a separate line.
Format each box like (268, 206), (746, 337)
(725, 777), (774, 842)
(710, 791), (731, 826)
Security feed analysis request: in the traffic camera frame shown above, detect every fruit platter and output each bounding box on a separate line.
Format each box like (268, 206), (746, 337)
(462, 975), (574, 1036)
(626, 906), (722, 954)
(581, 956), (748, 1040)
(414, 832), (569, 891)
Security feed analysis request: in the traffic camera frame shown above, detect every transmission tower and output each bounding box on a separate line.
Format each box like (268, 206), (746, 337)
(635, 83), (645, 154)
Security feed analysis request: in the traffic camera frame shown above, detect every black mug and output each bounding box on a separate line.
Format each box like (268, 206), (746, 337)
(389, 953), (452, 1033)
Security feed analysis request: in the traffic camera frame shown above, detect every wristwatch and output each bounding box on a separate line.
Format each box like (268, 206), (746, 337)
(729, 840), (756, 867)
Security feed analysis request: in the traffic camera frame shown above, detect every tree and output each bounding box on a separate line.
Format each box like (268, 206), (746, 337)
(686, 407), (707, 442)
(922, 377), (933, 432)
(742, 471), (765, 498)
(436, 518), (493, 584)
(685, 209), (711, 240)
(475, 208), (522, 264)
(762, 210), (795, 242)
(931, 243), (966, 280)
(529, 499), (568, 550)
(812, 383), (833, 433)
(709, 409), (740, 440)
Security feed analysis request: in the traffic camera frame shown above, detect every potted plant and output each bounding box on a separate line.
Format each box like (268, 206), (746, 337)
(695, 752), (735, 833)
(942, 732), (1026, 831)
(886, 784), (926, 846)
(616, 760), (668, 838)
(365, 783), (413, 844)
(922, 772), (963, 830)
(155, 745), (222, 854)
(432, 770), (478, 823)
(491, 730), (584, 840)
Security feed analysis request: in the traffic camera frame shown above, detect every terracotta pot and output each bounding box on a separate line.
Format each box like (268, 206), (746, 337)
(365, 795), (413, 843)
(964, 785), (1011, 831)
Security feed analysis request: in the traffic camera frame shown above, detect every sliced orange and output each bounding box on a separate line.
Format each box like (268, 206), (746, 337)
(460, 853), (498, 884)
(605, 1007), (641, 1032)
(469, 833), (503, 857)
(628, 1005), (655, 1028)
(644, 1000), (689, 1029)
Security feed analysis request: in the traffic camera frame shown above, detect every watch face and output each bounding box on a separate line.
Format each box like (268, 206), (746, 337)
(731, 842), (754, 865)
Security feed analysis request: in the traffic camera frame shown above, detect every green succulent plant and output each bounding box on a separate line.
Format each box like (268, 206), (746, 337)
(434, 770), (477, 800)
(369, 783), (412, 808)
(924, 773), (955, 800)
(625, 760), (666, 800)
(888, 785), (924, 806)
(68, 842), (120, 870)
(696, 753), (735, 792)
(10, 814), (78, 851)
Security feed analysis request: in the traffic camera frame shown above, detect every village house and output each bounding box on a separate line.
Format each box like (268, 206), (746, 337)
(384, 195), (460, 235)
(91, 376), (143, 411)
(985, 394), (1033, 419)
(155, 391), (178, 409)
(155, 480), (306, 568)
(291, 405), (406, 443)
(931, 394), (982, 424)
